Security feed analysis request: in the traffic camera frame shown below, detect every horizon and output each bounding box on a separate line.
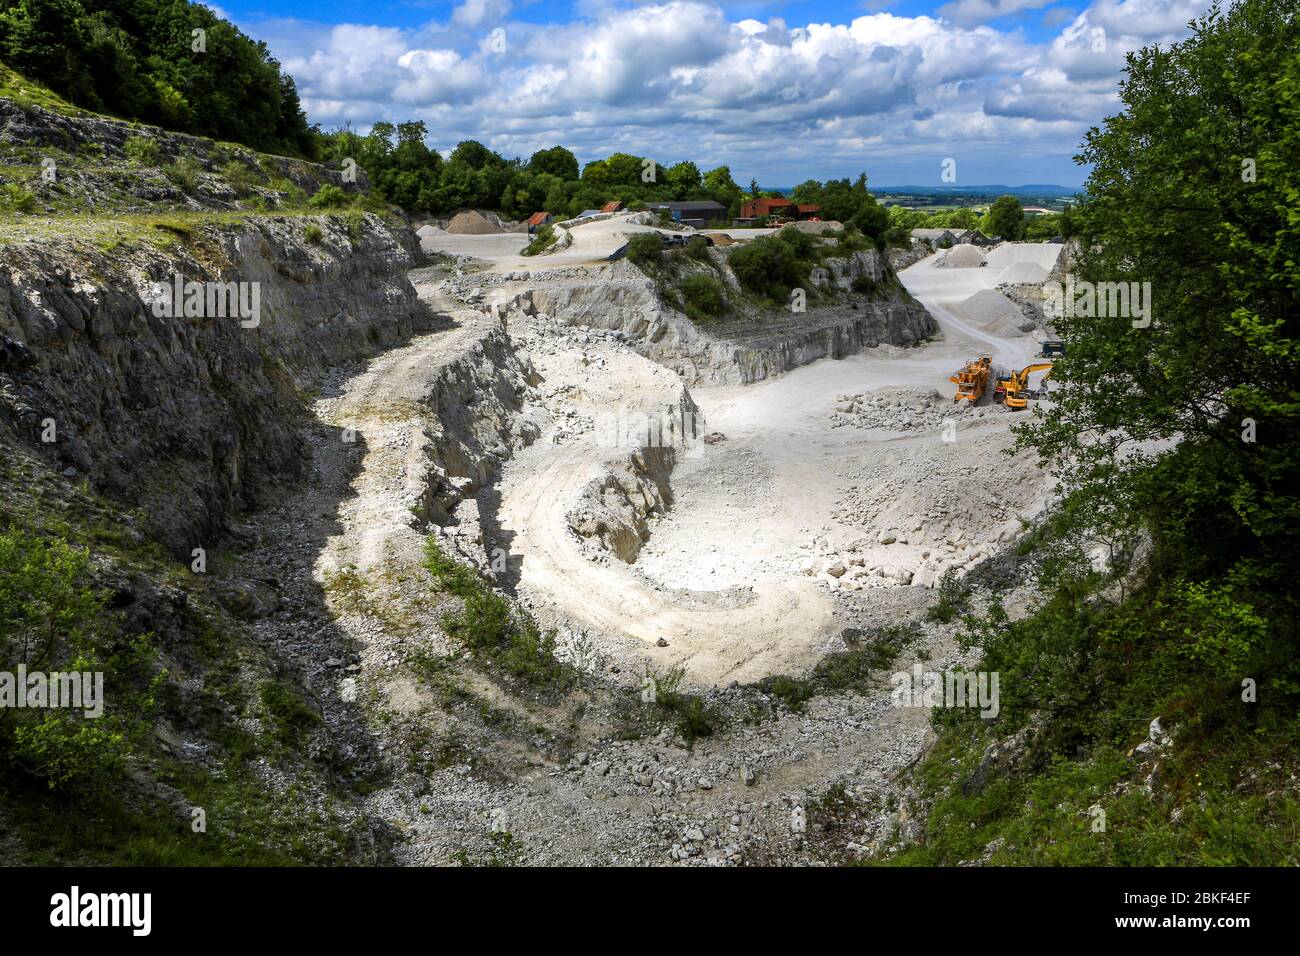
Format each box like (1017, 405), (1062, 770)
(204, 0), (1214, 188)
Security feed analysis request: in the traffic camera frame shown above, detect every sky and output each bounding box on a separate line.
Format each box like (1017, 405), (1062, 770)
(206, 0), (1213, 187)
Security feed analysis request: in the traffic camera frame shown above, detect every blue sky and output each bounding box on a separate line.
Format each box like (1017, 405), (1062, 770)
(208, 0), (1211, 186)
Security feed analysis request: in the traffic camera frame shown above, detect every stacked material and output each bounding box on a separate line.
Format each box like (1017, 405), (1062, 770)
(446, 210), (502, 235)
(995, 260), (1048, 284)
(952, 289), (1032, 336)
(416, 224), (447, 238)
(935, 244), (987, 268)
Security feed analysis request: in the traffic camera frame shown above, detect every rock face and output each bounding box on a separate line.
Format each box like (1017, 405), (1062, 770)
(568, 446), (677, 562)
(0, 99), (365, 212)
(421, 329), (542, 525)
(809, 250), (886, 291)
(0, 215), (427, 555)
(523, 261), (938, 386)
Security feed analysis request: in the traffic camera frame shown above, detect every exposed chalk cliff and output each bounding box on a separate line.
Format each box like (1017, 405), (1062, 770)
(495, 257), (938, 386)
(0, 214), (428, 554)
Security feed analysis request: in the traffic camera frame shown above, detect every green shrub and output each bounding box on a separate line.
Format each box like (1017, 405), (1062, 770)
(219, 159), (260, 195)
(679, 273), (727, 319)
(625, 231), (664, 267)
(258, 680), (321, 746)
(422, 539), (571, 688)
(522, 225), (556, 256)
(343, 207), (366, 241)
(926, 568), (971, 623)
(0, 530), (157, 790)
(124, 136), (163, 167)
(0, 183), (36, 213)
(643, 664), (719, 743)
(304, 222), (324, 243)
(727, 234), (808, 301)
(308, 184), (352, 209)
(685, 235), (712, 261)
(164, 154), (203, 192)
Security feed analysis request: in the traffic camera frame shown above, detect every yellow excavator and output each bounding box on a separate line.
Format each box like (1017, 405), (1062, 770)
(950, 356), (993, 403)
(994, 362), (1053, 409)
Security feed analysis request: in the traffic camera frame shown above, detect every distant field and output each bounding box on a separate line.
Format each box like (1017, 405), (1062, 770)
(874, 190), (1074, 213)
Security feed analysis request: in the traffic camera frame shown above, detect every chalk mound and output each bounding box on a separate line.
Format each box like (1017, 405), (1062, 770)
(935, 244), (987, 268)
(446, 210), (502, 235)
(952, 289), (1030, 337)
(416, 224), (447, 238)
(996, 261), (1048, 284)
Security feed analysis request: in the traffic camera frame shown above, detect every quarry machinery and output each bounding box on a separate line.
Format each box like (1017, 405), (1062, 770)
(994, 362), (1054, 409)
(950, 356), (993, 403)
(1039, 339), (1066, 358)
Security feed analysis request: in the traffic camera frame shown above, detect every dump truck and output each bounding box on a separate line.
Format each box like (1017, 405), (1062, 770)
(1039, 339), (1066, 358)
(994, 362), (1054, 409)
(950, 356), (993, 403)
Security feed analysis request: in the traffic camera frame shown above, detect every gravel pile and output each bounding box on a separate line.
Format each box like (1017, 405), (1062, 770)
(935, 244), (987, 268)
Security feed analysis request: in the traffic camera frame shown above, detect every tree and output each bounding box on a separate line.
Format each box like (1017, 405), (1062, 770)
(983, 194), (1025, 239)
(448, 139), (504, 170)
(1020, 0), (1300, 596)
(528, 146), (579, 181)
(665, 161), (701, 200)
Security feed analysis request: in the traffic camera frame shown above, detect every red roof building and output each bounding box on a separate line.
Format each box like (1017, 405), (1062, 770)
(740, 197), (794, 219)
(600, 200), (625, 214)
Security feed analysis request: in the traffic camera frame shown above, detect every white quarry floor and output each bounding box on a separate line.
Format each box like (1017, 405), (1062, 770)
(488, 242), (1063, 685)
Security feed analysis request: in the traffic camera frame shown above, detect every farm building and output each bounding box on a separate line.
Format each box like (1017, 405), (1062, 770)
(645, 200), (728, 228)
(525, 211), (555, 232)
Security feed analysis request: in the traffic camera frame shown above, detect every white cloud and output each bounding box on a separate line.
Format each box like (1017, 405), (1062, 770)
(452, 0), (512, 29)
(242, 0), (1212, 183)
(937, 0), (1056, 28)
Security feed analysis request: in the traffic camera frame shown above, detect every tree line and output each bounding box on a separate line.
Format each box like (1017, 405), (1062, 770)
(0, 0), (316, 156)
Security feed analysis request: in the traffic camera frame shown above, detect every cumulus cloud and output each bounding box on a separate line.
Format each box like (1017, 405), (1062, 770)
(452, 0), (511, 28)
(937, 0), (1056, 28)
(240, 0), (1211, 183)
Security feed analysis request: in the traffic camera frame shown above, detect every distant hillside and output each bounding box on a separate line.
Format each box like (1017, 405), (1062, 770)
(872, 184), (1081, 197)
(0, 0), (315, 157)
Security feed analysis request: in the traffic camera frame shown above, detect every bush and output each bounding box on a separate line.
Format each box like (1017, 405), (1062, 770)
(522, 225), (556, 256)
(680, 273), (727, 319)
(343, 207), (366, 241)
(644, 664), (719, 743)
(164, 154), (203, 193)
(304, 223), (324, 244)
(423, 539), (571, 688)
(258, 681), (321, 746)
(308, 184), (352, 209)
(0, 183), (36, 213)
(727, 234), (807, 301)
(685, 235), (711, 261)
(219, 160), (260, 195)
(926, 568), (972, 623)
(625, 231), (664, 267)
(0, 530), (156, 790)
(123, 136), (163, 167)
